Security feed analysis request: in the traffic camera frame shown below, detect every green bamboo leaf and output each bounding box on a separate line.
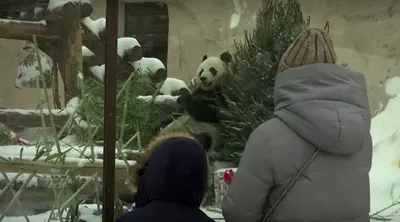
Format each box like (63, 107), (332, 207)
(32, 149), (46, 161)
(45, 148), (72, 162)
(19, 147), (23, 159)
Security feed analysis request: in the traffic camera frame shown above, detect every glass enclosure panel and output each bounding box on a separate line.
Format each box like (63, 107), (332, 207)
(0, 0), (399, 221)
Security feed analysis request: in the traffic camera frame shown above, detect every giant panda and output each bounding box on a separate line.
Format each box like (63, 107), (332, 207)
(176, 51), (233, 123)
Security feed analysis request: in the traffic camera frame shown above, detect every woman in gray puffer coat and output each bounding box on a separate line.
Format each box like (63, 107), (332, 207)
(222, 28), (372, 222)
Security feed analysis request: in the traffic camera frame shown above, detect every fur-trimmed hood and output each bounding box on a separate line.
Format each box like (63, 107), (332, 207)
(131, 131), (209, 208)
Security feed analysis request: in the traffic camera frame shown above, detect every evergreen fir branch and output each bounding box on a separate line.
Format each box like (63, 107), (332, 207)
(218, 0), (308, 164)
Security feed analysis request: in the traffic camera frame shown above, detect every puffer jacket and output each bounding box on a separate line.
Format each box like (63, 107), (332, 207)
(222, 63), (372, 222)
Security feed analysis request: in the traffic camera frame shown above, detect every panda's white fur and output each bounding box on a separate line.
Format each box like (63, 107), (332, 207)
(159, 77), (188, 95)
(176, 52), (232, 123)
(195, 56), (230, 91)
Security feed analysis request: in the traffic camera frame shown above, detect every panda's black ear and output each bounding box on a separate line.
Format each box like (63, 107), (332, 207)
(202, 55), (208, 62)
(220, 51), (233, 63)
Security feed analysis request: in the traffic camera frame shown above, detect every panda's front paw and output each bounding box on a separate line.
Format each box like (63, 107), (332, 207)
(178, 88), (190, 96)
(177, 94), (188, 105)
(177, 88), (191, 105)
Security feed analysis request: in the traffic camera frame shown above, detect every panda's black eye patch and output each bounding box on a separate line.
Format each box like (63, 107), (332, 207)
(199, 69), (204, 77)
(209, 68), (217, 76)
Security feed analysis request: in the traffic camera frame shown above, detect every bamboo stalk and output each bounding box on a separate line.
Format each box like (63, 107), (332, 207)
(116, 77), (133, 180)
(33, 63), (50, 154)
(94, 176), (101, 213)
(77, 72), (95, 162)
(0, 172), (36, 221)
(57, 107), (79, 138)
(80, 71), (137, 156)
(32, 35), (63, 160)
(47, 175), (68, 222)
(60, 172), (99, 209)
(0, 154), (11, 163)
(120, 132), (138, 151)
(118, 76), (131, 152)
(0, 170), (23, 198)
(1, 173), (31, 222)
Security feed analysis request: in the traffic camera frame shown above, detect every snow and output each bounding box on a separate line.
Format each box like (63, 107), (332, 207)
(137, 95), (178, 104)
(82, 46), (95, 57)
(0, 145), (135, 166)
(89, 65), (105, 82)
(130, 57), (165, 76)
(230, 0), (247, 29)
(81, 46), (104, 82)
(65, 96), (89, 128)
(81, 46), (104, 81)
(0, 172), (39, 188)
(158, 77), (188, 95)
(230, 14), (241, 29)
(369, 76), (400, 218)
(214, 168), (237, 174)
(0, 18), (46, 25)
(82, 17), (106, 37)
(33, 7), (44, 15)
(0, 97), (86, 129)
(0, 108), (65, 116)
(386, 76), (400, 97)
(370, 77), (400, 147)
(117, 37), (141, 58)
(48, 0), (91, 11)
(15, 52), (52, 89)
(4, 204), (224, 222)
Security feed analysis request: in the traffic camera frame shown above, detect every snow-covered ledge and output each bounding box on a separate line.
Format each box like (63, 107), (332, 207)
(0, 109), (69, 129)
(214, 168), (237, 207)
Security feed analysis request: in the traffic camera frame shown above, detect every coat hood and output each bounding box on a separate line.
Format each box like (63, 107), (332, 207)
(274, 63), (371, 155)
(133, 132), (208, 208)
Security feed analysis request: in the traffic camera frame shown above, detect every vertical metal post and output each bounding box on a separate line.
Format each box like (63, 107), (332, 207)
(103, 0), (118, 221)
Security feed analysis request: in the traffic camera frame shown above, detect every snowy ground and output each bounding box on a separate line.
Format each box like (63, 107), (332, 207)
(2, 77), (400, 221)
(4, 204), (225, 222)
(369, 76), (400, 220)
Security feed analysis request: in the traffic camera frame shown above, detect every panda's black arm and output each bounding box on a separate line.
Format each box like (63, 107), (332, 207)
(179, 95), (219, 123)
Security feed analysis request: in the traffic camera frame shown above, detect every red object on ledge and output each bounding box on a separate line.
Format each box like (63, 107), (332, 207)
(223, 169), (235, 184)
(11, 133), (29, 145)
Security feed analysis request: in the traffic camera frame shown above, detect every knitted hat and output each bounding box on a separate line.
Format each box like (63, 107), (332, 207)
(278, 28), (336, 73)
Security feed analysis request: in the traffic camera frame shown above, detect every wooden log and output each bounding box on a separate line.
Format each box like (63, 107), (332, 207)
(81, 24), (105, 56)
(0, 109), (69, 128)
(82, 24), (136, 79)
(47, 1), (93, 22)
(83, 53), (103, 67)
(52, 2), (83, 104)
(81, 23), (144, 81)
(0, 161), (129, 179)
(0, 19), (59, 41)
(0, 0), (33, 8)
